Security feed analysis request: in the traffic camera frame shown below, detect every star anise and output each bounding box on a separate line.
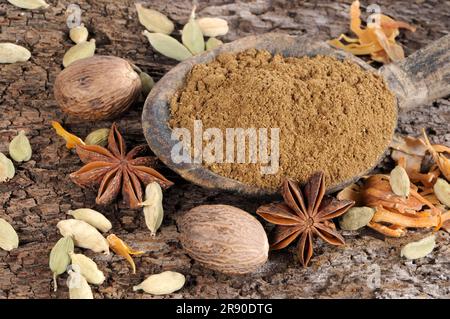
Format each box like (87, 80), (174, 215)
(70, 123), (173, 209)
(257, 172), (354, 266)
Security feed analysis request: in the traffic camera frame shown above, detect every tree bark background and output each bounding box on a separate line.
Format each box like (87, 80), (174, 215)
(0, 0), (449, 299)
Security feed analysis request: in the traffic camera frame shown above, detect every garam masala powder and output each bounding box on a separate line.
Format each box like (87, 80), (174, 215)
(169, 49), (397, 190)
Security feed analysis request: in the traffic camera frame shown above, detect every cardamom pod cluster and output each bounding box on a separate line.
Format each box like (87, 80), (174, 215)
(133, 271), (185, 295)
(137, 4), (228, 61)
(49, 206), (112, 297)
(0, 218), (19, 251)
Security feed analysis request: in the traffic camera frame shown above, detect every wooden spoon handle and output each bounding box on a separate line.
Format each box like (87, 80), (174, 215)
(380, 34), (450, 110)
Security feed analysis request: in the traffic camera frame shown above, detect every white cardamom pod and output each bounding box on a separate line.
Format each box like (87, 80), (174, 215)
(62, 39), (96, 68)
(0, 218), (19, 251)
(7, 0), (49, 10)
(401, 235), (436, 260)
(67, 208), (112, 233)
(57, 219), (110, 254)
(143, 31), (192, 61)
(206, 37), (223, 51)
(433, 178), (450, 207)
(9, 130), (32, 162)
(67, 270), (94, 299)
(135, 3), (174, 35)
(69, 252), (105, 285)
(69, 24), (89, 44)
(49, 236), (74, 291)
(182, 6), (205, 55)
(197, 17), (229, 37)
(0, 43), (31, 64)
(0, 152), (15, 183)
(390, 165), (410, 198)
(133, 271), (185, 295)
(140, 182), (164, 236)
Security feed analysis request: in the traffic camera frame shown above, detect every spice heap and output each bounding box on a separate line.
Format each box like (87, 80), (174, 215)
(170, 49), (397, 190)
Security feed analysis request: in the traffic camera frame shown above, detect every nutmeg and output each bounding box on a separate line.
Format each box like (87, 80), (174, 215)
(54, 55), (141, 120)
(178, 204), (269, 274)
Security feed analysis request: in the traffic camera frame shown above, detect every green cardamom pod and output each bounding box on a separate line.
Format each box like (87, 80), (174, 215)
(69, 252), (105, 285)
(139, 72), (155, 97)
(63, 39), (96, 68)
(206, 37), (223, 51)
(0, 43), (31, 64)
(339, 206), (375, 231)
(84, 128), (110, 148)
(390, 165), (410, 198)
(182, 7), (205, 55)
(401, 235), (436, 260)
(7, 0), (49, 10)
(9, 130), (32, 162)
(0, 152), (15, 183)
(49, 236), (74, 291)
(143, 31), (192, 61)
(69, 24), (89, 44)
(433, 178), (450, 207)
(0, 218), (19, 251)
(135, 3), (174, 35)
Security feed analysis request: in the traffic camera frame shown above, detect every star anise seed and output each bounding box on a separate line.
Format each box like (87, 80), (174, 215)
(257, 172), (354, 267)
(70, 123), (173, 209)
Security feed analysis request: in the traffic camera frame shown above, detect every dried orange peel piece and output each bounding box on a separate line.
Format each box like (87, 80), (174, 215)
(51, 121), (85, 149)
(107, 234), (145, 274)
(328, 0), (415, 63)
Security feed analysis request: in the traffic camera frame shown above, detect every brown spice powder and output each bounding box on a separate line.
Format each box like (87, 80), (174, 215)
(169, 49), (397, 190)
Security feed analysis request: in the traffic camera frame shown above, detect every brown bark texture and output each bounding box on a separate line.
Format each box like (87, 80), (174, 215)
(0, 0), (449, 299)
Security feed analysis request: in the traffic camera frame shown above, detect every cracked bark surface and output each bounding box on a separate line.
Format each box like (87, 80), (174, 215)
(0, 0), (449, 299)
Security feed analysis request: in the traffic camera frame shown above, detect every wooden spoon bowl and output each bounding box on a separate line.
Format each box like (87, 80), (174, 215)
(142, 33), (449, 196)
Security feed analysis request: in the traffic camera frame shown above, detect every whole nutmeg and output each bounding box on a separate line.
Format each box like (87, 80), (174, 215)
(178, 204), (269, 274)
(54, 55), (141, 120)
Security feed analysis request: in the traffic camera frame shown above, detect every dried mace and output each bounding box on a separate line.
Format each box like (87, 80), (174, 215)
(70, 123), (173, 209)
(257, 172), (354, 267)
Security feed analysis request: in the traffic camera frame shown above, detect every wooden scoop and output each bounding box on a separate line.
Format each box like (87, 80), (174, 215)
(142, 33), (450, 196)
